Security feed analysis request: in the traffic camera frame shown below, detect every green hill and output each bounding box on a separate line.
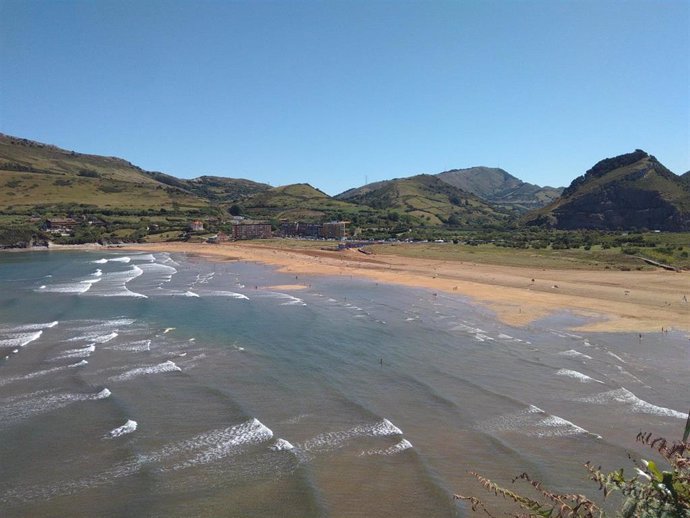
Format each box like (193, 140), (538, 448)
(524, 150), (690, 231)
(0, 134), (208, 213)
(681, 171), (690, 187)
(336, 174), (508, 227)
(241, 183), (365, 221)
(0, 134), (269, 214)
(436, 166), (562, 212)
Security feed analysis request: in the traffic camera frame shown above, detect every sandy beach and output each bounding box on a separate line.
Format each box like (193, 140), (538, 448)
(119, 241), (690, 333)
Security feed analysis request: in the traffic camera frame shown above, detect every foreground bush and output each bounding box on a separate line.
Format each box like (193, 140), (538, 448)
(456, 423), (690, 517)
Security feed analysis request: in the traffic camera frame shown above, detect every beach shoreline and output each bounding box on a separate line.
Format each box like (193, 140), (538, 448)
(107, 241), (690, 334)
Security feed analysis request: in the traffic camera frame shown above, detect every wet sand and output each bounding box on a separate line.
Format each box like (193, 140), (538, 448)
(122, 241), (687, 332)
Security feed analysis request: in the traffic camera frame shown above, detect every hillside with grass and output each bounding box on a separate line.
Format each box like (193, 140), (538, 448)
(436, 166), (562, 212)
(0, 134), (211, 213)
(524, 150), (690, 231)
(336, 174), (509, 227)
(240, 183), (370, 222)
(0, 134), (270, 214)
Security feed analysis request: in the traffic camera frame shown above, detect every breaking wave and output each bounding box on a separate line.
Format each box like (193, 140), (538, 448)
(270, 438), (295, 451)
(107, 419), (138, 438)
(0, 388), (111, 425)
(0, 330), (43, 348)
(4, 321), (58, 332)
(300, 418), (402, 453)
(361, 438), (413, 456)
(578, 388), (685, 419)
(478, 405), (600, 438)
(110, 361), (181, 381)
(556, 369), (603, 383)
(558, 349), (592, 360)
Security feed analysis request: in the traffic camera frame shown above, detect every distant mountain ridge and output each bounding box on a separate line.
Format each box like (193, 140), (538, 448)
(524, 150), (690, 231)
(2, 133), (689, 232)
(336, 174), (508, 227)
(340, 166), (562, 214)
(436, 166), (562, 212)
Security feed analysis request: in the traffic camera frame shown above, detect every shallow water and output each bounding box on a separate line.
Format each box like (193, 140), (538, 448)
(0, 250), (687, 517)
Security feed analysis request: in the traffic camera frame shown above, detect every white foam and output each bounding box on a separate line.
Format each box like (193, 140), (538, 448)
(110, 360), (181, 381)
(578, 388), (685, 419)
(534, 415), (598, 438)
(4, 321), (58, 332)
(361, 438), (413, 456)
(92, 269), (103, 277)
(163, 327), (175, 334)
(301, 418), (402, 452)
(183, 291), (200, 298)
(109, 256), (131, 263)
(607, 351), (626, 363)
(0, 330), (43, 348)
(137, 262), (177, 284)
(92, 258), (108, 264)
(142, 418), (273, 471)
(194, 272), (215, 284)
(68, 332), (117, 343)
(556, 369), (604, 383)
(159, 253), (180, 267)
(205, 291), (250, 300)
(107, 340), (151, 352)
(74, 318), (134, 330)
(451, 323), (486, 334)
(86, 265), (147, 298)
(95, 388), (111, 399)
(177, 353), (206, 369)
(0, 364), (68, 387)
(270, 438), (295, 451)
(269, 292), (306, 306)
(475, 333), (494, 342)
(479, 405), (598, 438)
(107, 419), (138, 438)
(0, 388), (111, 424)
(56, 344), (95, 359)
(558, 349), (592, 360)
(39, 278), (101, 294)
(69, 360), (89, 368)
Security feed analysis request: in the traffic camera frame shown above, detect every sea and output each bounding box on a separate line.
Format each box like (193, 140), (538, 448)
(0, 250), (687, 517)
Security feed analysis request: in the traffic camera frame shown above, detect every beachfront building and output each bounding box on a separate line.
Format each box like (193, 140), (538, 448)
(189, 220), (204, 232)
(231, 222), (272, 240)
(321, 221), (347, 239)
(280, 222), (322, 238)
(44, 217), (80, 235)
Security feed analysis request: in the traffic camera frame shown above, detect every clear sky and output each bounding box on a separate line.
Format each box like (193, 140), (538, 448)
(1, 0), (688, 195)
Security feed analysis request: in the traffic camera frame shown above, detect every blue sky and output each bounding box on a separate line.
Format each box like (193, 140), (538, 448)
(1, 0), (688, 195)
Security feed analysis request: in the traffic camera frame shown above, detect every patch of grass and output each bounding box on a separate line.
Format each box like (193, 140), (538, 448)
(368, 242), (648, 270)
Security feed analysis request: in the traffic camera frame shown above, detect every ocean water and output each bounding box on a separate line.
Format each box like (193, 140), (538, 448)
(0, 250), (688, 517)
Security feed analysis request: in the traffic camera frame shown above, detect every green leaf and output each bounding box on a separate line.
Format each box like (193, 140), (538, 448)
(646, 460), (663, 481)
